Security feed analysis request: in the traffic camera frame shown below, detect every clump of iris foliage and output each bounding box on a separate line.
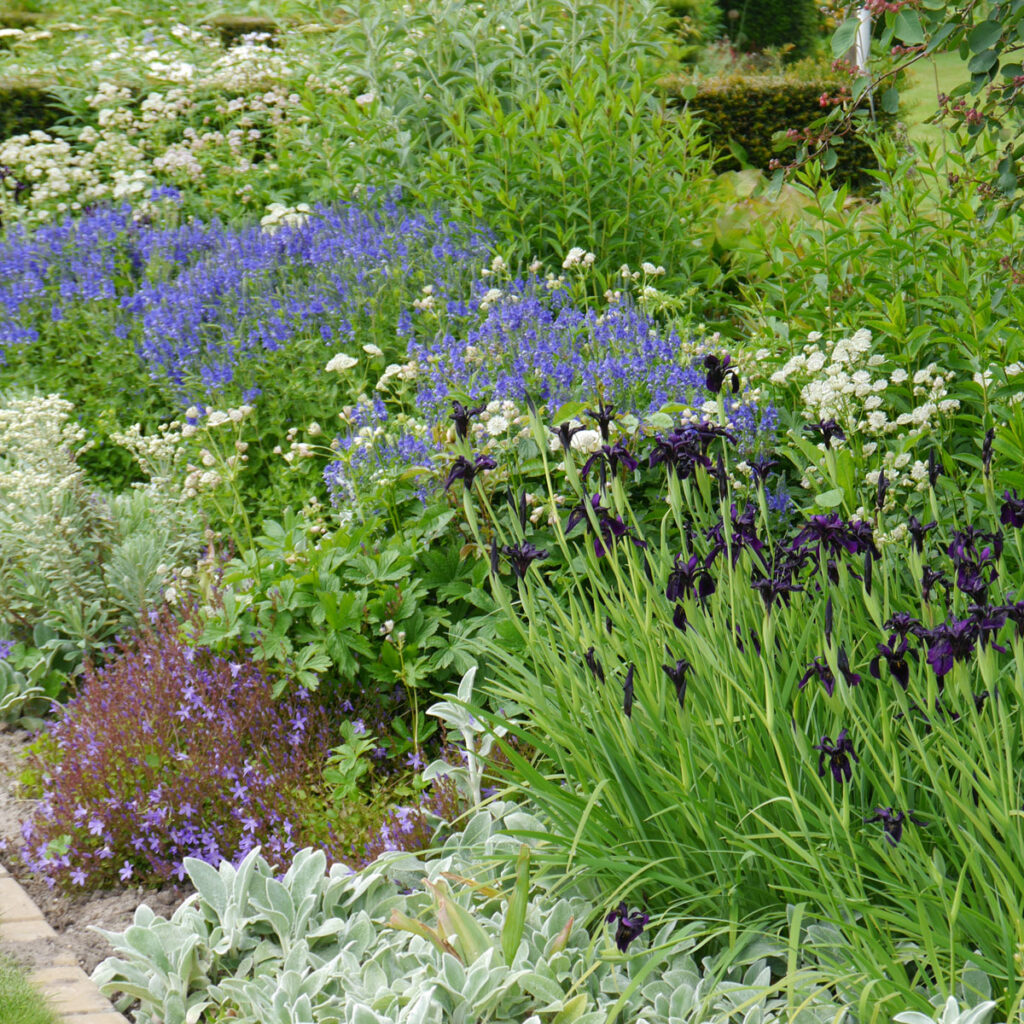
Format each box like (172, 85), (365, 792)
(446, 378), (1024, 1018)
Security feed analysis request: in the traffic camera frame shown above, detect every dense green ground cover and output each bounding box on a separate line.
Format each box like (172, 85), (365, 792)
(2, 0), (1024, 1021)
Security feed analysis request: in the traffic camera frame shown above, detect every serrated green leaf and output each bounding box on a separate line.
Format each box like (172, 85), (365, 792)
(881, 87), (900, 114)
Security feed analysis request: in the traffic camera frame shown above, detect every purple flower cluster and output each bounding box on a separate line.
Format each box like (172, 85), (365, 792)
(19, 618), (343, 890)
(2, 194), (489, 401)
(406, 277), (777, 441)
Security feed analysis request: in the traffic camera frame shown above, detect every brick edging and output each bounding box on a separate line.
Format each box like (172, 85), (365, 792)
(0, 860), (129, 1024)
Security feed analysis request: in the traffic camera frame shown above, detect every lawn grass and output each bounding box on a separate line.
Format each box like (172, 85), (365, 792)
(0, 955), (62, 1024)
(899, 48), (966, 148)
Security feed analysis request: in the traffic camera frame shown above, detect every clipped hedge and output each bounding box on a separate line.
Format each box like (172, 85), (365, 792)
(204, 15), (279, 46)
(717, 0), (821, 60)
(665, 74), (895, 188)
(0, 78), (65, 141)
(0, 11), (43, 30)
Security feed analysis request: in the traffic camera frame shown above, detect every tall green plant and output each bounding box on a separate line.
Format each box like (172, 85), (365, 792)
(457, 402), (1024, 1018)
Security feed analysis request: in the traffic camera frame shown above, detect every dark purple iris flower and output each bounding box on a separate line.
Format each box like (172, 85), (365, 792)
(907, 516), (937, 554)
(584, 401), (618, 442)
(947, 526), (1003, 565)
(884, 612), (921, 637)
(648, 429), (712, 479)
(799, 657), (837, 697)
(793, 514), (875, 560)
(584, 647), (605, 685)
(814, 729), (859, 784)
(451, 400), (484, 441)
(1000, 490), (1024, 529)
(804, 419), (845, 449)
(870, 635), (914, 689)
(750, 544), (808, 609)
(967, 604), (1008, 652)
(928, 448), (943, 488)
(921, 567), (949, 603)
(622, 663), (635, 718)
(499, 541), (548, 579)
(919, 618), (980, 677)
(1002, 600), (1024, 638)
(982, 426), (996, 476)
(551, 421), (585, 452)
(567, 494), (646, 558)
(444, 453), (496, 491)
(606, 902), (649, 952)
(689, 420), (737, 452)
(666, 553), (716, 604)
(662, 656), (691, 710)
(836, 646), (861, 687)
(581, 440), (639, 482)
(704, 353), (739, 394)
(707, 504), (764, 567)
(748, 452), (779, 483)
(875, 469), (889, 510)
(866, 807), (924, 847)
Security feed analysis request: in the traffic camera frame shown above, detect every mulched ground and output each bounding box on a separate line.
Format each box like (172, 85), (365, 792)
(0, 725), (190, 975)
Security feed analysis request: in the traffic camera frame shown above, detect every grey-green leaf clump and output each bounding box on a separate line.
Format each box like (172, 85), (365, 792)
(92, 805), (857, 1024)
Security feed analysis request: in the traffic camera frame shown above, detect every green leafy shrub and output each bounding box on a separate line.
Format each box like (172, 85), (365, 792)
(204, 15), (280, 46)
(0, 78), (63, 140)
(718, 0), (822, 59)
(664, 71), (894, 187)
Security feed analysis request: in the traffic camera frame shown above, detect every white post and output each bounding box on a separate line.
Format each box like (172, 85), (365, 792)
(854, 6), (872, 75)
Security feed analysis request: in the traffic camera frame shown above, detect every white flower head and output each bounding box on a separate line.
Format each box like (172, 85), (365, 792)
(326, 352), (358, 373)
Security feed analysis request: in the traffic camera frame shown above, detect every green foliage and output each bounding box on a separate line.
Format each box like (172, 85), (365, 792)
(0, 393), (198, 672)
(722, 144), (1024, 431)
(460, 398), (1024, 1016)
(664, 71), (894, 187)
(0, 78), (63, 139)
(829, 0), (1024, 207)
(92, 813), (864, 1024)
(418, 70), (721, 294)
(719, 0), (822, 59)
(193, 508), (495, 717)
(0, 957), (61, 1024)
(204, 14), (280, 45)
